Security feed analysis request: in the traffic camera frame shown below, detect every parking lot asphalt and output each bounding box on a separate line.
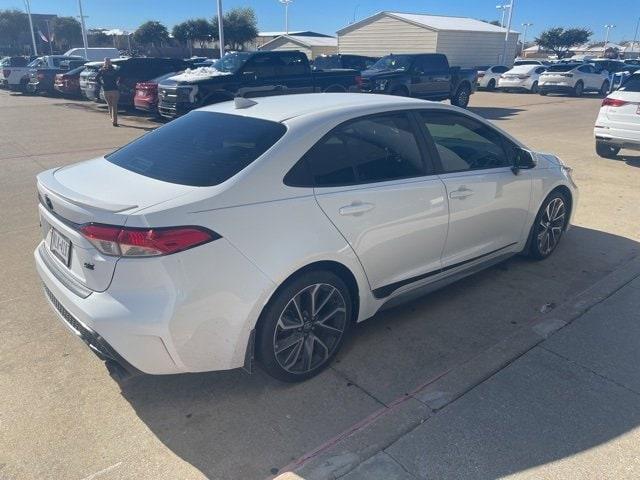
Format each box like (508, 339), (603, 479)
(1, 90), (639, 480)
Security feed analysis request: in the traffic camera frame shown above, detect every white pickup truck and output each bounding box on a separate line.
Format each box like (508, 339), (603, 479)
(1, 55), (82, 92)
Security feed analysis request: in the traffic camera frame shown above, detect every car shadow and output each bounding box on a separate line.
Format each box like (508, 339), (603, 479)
(118, 226), (640, 480)
(469, 106), (524, 120)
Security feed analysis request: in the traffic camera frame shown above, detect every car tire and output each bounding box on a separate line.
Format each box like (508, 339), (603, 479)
(451, 84), (471, 108)
(599, 81), (610, 96)
(595, 141), (620, 159)
(256, 270), (353, 382)
(487, 79), (496, 91)
(527, 191), (569, 260)
(530, 81), (539, 94)
(539, 90), (548, 96)
(572, 81), (584, 97)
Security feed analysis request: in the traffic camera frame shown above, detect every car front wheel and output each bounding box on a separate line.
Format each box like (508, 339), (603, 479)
(528, 192), (569, 260)
(595, 141), (620, 158)
(256, 271), (352, 382)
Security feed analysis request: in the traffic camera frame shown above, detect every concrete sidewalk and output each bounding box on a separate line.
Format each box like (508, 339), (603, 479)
(278, 258), (640, 480)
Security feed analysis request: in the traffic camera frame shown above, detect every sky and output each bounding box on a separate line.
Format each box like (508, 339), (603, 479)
(1, 0), (639, 44)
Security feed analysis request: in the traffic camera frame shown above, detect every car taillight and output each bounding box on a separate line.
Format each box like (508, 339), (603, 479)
(601, 97), (627, 107)
(79, 224), (220, 257)
(2, 69), (10, 78)
(559, 73), (573, 77)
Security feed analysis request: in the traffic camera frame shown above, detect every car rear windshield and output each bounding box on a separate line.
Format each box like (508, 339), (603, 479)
(105, 112), (287, 187)
(314, 56), (341, 69)
(546, 64), (578, 72)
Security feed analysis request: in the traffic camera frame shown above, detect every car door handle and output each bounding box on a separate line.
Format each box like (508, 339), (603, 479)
(339, 202), (375, 216)
(449, 187), (473, 199)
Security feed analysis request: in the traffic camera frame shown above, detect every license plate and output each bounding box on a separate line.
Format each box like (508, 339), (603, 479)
(50, 228), (72, 267)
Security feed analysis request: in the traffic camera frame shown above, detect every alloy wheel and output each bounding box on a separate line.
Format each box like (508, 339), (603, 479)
(273, 283), (347, 374)
(537, 198), (566, 256)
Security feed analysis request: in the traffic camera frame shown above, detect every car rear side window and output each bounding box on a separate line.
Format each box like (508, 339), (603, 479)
(420, 111), (510, 173)
(106, 112), (286, 187)
(296, 113), (426, 187)
(621, 74), (640, 92)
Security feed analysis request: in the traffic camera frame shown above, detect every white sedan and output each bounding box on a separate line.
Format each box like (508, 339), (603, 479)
(476, 65), (509, 91)
(498, 65), (548, 93)
(34, 93), (578, 382)
(539, 63), (610, 96)
(594, 73), (640, 158)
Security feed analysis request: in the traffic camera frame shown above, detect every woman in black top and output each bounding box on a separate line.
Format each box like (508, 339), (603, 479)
(95, 58), (120, 126)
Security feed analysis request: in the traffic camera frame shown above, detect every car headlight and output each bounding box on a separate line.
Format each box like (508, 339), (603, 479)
(375, 80), (389, 91)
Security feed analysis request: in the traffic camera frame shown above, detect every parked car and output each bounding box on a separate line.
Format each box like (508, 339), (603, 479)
(3, 55), (83, 92)
(64, 47), (121, 61)
(312, 54), (379, 71)
(594, 72), (640, 158)
(157, 50), (360, 119)
(359, 53), (477, 108)
(34, 93), (577, 382)
(26, 59), (86, 95)
(498, 65), (547, 93)
(134, 71), (182, 113)
(538, 63), (610, 96)
(590, 59), (629, 75)
(0, 56), (30, 88)
(476, 65), (509, 90)
(54, 65), (86, 97)
(514, 59), (547, 66)
(81, 57), (188, 107)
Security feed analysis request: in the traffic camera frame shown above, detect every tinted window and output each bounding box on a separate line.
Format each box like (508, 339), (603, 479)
(245, 55), (277, 77)
(548, 64), (578, 72)
(303, 114), (425, 187)
(493, 66), (509, 73)
(106, 112), (286, 187)
(620, 74), (640, 92)
(278, 53), (307, 75)
(415, 55), (448, 73)
(577, 65), (592, 73)
(535, 67), (546, 74)
(420, 112), (510, 173)
(313, 55), (341, 70)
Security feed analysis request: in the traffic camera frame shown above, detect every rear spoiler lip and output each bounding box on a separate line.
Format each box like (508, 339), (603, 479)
(37, 168), (139, 213)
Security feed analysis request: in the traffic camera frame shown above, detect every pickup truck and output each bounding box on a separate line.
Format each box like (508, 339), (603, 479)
(0, 56), (30, 89)
(157, 50), (360, 118)
(26, 59), (87, 95)
(359, 53), (477, 108)
(3, 55), (83, 92)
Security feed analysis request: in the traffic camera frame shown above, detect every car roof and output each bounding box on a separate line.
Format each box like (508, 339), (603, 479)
(508, 64), (539, 72)
(199, 93), (435, 122)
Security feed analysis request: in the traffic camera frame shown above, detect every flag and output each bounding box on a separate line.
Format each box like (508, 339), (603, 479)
(38, 29), (50, 43)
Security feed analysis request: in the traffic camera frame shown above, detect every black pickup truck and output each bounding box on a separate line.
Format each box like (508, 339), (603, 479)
(158, 50), (360, 118)
(359, 53), (477, 108)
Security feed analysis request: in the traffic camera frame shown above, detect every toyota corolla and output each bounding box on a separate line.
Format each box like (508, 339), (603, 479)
(34, 93), (577, 382)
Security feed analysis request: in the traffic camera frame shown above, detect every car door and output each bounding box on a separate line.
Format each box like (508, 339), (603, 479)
(237, 54), (283, 98)
(302, 112), (449, 294)
(576, 65), (595, 89)
(275, 52), (314, 94)
(417, 110), (532, 267)
(411, 55), (451, 98)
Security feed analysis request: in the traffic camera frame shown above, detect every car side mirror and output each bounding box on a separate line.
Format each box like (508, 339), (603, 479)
(512, 148), (536, 175)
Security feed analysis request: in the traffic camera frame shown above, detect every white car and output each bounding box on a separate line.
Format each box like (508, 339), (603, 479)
(498, 65), (547, 93)
(594, 73), (640, 158)
(539, 63), (610, 97)
(34, 93), (578, 382)
(476, 65), (509, 91)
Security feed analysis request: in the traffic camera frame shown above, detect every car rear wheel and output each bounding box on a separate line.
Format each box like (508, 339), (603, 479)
(487, 79), (496, 91)
(451, 84), (471, 108)
(528, 192), (569, 260)
(256, 271), (352, 382)
(595, 141), (620, 158)
(530, 81), (539, 94)
(572, 81), (584, 97)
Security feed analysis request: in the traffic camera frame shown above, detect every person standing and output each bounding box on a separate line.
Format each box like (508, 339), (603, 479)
(95, 58), (120, 127)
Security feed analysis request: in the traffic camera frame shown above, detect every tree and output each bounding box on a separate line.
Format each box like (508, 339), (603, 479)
(172, 18), (213, 54)
(212, 7), (258, 51)
(52, 16), (82, 51)
(134, 20), (169, 48)
(534, 27), (592, 59)
(0, 9), (30, 54)
(88, 30), (112, 47)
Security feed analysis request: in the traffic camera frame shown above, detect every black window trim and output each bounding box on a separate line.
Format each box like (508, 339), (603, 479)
(414, 109), (516, 175)
(284, 110), (438, 188)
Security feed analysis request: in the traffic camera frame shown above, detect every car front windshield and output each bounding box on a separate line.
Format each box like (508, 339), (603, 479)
(217, 52), (251, 73)
(369, 55), (413, 72)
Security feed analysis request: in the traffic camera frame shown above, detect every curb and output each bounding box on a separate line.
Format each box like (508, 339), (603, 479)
(275, 256), (640, 480)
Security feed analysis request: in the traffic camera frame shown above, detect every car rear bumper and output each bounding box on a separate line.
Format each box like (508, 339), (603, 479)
(539, 84), (574, 93)
(595, 126), (640, 150)
(34, 235), (275, 376)
(134, 98), (157, 112)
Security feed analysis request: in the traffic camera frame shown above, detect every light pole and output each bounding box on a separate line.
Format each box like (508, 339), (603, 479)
(502, 0), (515, 65)
(496, 3), (509, 28)
(279, 0), (294, 34)
(604, 24), (615, 48)
(77, 0), (89, 60)
(521, 22), (533, 52)
(23, 0), (38, 56)
(216, 0), (225, 59)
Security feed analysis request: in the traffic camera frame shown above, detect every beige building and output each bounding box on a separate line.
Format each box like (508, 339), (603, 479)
(337, 11), (519, 67)
(258, 35), (338, 60)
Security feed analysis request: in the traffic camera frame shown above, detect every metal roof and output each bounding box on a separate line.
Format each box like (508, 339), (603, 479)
(338, 11), (519, 35)
(260, 35), (337, 49)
